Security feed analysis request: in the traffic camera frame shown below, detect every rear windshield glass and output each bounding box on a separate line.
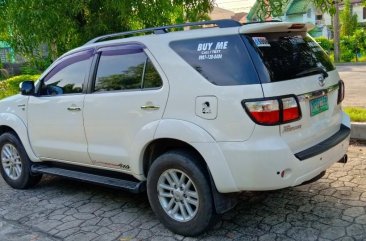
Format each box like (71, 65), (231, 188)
(170, 35), (259, 86)
(245, 32), (335, 82)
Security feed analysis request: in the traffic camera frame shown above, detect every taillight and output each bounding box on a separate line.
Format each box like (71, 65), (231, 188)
(288, 23), (305, 29)
(338, 80), (345, 104)
(282, 97), (300, 122)
(242, 95), (301, 126)
(244, 100), (280, 125)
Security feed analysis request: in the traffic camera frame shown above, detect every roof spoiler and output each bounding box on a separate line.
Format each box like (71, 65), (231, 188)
(240, 22), (315, 34)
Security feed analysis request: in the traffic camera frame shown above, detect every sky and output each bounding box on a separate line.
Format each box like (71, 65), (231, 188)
(214, 0), (256, 13)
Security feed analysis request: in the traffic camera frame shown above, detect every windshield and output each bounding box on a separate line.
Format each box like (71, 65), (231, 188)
(245, 32), (335, 82)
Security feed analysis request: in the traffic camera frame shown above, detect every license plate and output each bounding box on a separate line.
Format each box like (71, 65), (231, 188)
(310, 95), (328, 116)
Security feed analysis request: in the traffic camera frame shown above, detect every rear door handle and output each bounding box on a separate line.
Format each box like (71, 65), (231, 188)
(141, 105), (160, 111)
(67, 106), (81, 111)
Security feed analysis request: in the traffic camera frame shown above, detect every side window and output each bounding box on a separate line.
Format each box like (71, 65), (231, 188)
(170, 35), (260, 86)
(94, 45), (162, 92)
(41, 50), (93, 96)
(143, 59), (163, 89)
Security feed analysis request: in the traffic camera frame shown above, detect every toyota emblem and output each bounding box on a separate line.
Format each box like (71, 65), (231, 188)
(318, 75), (325, 87)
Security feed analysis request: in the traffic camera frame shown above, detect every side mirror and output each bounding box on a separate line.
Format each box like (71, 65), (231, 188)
(19, 81), (35, 96)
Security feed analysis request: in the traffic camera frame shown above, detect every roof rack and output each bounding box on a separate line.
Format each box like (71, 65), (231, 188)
(85, 19), (241, 45)
(243, 20), (282, 25)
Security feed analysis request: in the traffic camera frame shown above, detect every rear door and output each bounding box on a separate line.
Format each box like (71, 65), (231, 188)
(243, 31), (342, 153)
(83, 44), (168, 171)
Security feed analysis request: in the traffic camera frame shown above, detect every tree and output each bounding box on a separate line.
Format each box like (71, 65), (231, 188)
(0, 0), (214, 62)
(255, 0), (290, 21)
(340, 0), (358, 36)
(341, 28), (366, 62)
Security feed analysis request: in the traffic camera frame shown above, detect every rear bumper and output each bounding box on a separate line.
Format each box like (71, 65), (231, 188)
(215, 114), (351, 192)
(295, 124), (350, 160)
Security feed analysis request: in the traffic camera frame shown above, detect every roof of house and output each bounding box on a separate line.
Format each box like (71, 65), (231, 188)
(0, 41), (10, 48)
(286, 0), (311, 15)
(209, 7), (235, 20)
(232, 12), (248, 23)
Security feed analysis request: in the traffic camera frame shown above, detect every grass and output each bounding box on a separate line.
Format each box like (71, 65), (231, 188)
(344, 107), (366, 122)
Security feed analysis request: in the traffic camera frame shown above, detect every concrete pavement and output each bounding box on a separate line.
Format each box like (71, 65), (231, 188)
(337, 64), (366, 108)
(0, 143), (365, 241)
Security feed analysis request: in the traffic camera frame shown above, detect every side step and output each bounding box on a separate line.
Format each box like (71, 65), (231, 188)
(31, 164), (146, 193)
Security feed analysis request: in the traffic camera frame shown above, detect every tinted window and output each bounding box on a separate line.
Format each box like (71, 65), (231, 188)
(94, 47), (162, 92)
(170, 35), (259, 86)
(245, 32), (335, 82)
(143, 59), (163, 89)
(41, 50), (93, 95)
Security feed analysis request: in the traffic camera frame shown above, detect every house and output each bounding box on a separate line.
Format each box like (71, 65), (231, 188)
(209, 7), (247, 24)
(247, 0), (331, 38)
(343, 0), (366, 25)
(210, 7), (236, 21)
(0, 41), (14, 64)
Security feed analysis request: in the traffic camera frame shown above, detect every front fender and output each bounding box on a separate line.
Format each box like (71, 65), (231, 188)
(0, 113), (40, 162)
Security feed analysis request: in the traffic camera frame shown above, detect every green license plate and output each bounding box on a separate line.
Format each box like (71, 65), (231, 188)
(310, 95), (329, 116)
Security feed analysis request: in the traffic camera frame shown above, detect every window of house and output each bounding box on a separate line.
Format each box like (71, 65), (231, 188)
(363, 7), (366, 19)
(307, 9), (312, 18)
(94, 45), (162, 92)
(41, 49), (93, 96)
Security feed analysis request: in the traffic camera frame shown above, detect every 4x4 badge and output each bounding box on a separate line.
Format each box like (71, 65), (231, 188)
(318, 75), (325, 87)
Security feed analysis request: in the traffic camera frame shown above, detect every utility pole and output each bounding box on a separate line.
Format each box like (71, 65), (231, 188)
(333, 0), (340, 62)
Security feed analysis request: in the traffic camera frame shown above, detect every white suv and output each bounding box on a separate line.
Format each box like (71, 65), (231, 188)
(0, 20), (350, 236)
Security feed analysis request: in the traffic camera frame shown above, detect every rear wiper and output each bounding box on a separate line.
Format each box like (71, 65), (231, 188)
(295, 67), (329, 78)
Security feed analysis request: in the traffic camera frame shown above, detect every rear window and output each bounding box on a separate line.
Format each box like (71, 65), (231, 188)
(245, 32), (335, 82)
(170, 35), (259, 86)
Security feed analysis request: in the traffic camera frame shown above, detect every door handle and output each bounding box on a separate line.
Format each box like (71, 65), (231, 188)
(141, 105), (160, 111)
(67, 106), (81, 111)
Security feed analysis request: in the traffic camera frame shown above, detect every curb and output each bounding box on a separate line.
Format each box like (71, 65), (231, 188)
(351, 122), (366, 140)
(335, 62), (366, 66)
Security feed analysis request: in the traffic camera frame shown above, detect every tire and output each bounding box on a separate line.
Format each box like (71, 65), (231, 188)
(0, 132), (42, 189)
(147, 150), (214, 236)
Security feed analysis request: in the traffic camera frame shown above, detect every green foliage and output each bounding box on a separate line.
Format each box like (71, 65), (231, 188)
(0, 74), (40, 99)
(255, 0), (290, 21)
(344, 107), (366, 122)
(340, 49), (354, 62)
(0, 68), (9, 80)
(253, 0), (338, 19)
(340, 0), (358, 36)
(20, 58), (52, 75)
(314, 37), (333, 52)
(0, 0), (214, 61)
(312, 0), (337, 16)
(340, 29), (366, 62)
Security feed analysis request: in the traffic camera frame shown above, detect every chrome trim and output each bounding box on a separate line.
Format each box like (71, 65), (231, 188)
(297, 83), (339, 102)
(141, 105), (160, 110)
(67, 107), (81, 111)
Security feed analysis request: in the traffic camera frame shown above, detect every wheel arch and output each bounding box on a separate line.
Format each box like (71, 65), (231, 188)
(0, 113), (39, 162)
(142, 138), (206, 177)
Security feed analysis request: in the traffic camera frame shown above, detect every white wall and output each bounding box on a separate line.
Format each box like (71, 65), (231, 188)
(353, 5), (366, 23)
(214, 0), (256, 13)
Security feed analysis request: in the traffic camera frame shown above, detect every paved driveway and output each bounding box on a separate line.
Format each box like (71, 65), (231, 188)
(337, 64), (366, 108)
(0, 143), (365, 241)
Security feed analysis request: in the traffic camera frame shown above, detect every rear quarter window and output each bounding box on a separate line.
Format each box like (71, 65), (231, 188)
(170, 35), (259, 86)
(245, 32), (335, 82)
